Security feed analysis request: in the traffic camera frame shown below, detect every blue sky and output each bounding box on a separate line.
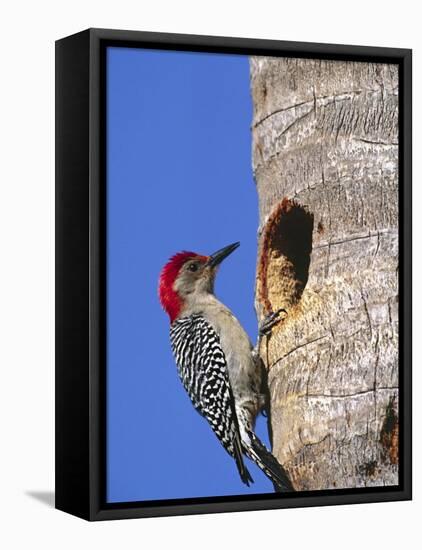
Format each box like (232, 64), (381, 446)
(106, 46), (274, 502)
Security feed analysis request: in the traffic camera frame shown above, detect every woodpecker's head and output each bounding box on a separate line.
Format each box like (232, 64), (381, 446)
(159, 242), (240, 322)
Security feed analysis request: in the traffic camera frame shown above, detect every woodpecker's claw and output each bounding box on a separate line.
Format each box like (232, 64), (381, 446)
(259, 308), (287, 337)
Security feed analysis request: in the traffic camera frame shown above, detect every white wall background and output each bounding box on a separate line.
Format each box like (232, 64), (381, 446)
(0, 1), (419, 548)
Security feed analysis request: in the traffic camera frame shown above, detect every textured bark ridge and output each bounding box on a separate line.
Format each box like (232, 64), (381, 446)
(251, 58), (399, 490)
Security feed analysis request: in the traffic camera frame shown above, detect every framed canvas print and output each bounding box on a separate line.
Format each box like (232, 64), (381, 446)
(55, 28), (412, 520)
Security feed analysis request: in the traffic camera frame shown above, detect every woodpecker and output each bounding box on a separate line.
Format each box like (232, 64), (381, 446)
(159, 242), (294, 492)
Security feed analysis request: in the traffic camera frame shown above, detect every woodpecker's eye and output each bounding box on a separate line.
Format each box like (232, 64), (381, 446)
(188, 262), (198, 272)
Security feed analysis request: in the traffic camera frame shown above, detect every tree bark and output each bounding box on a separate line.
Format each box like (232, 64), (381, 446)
(250, 57), (399, 490)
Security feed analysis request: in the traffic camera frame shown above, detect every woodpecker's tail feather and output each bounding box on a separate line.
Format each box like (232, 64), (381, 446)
(246, 431), (295, 492)
(237, 461), (254, 486)
(233, 436), (254, 486)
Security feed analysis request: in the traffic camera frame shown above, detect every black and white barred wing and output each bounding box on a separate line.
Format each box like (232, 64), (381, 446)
(170, 315), (253, 485)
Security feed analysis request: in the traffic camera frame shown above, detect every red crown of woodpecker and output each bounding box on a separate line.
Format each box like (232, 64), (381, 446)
(159, 251), (208, 322)
(159, 242), (240, 322)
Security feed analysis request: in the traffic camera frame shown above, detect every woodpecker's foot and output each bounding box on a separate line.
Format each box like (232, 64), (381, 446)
(259, 308), (287, 338)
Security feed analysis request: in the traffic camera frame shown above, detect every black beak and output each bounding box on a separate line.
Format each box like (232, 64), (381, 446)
(207, 242), (240, 268)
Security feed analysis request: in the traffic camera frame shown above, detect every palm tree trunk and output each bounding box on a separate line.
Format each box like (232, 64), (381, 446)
(251, 57), (399, 490)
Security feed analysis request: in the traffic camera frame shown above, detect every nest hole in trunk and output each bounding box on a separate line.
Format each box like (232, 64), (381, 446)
(257, 197), (314, 316)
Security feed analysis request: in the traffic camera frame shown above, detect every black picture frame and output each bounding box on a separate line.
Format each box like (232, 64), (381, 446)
(55, 28), (412, 521)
